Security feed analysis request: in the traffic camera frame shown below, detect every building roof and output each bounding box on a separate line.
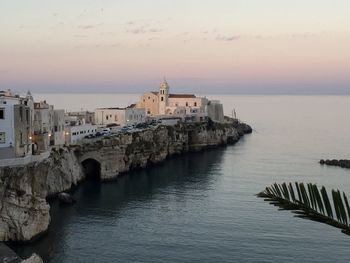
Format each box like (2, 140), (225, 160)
(151, 91), (159, 95)
(169, 94), (196, 98)
(96, 107), (127, 110)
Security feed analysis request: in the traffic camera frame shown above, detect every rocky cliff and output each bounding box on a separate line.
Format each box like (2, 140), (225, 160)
(75, 121), (252, 180)
(0, 149), (83, 242)
(0, 121), (251, 242)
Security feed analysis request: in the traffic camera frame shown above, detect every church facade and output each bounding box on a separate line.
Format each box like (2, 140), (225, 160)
(136, 79), (224, 122)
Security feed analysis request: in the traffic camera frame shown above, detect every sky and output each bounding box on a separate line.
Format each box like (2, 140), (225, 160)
(0, 0), (349, 94)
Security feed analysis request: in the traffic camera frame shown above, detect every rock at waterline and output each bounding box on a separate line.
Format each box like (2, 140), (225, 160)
(320, 159), (350, 169)
(0, 242), (21, 263)
(21, 254), (43, 263)
(58, 192), (76, 205)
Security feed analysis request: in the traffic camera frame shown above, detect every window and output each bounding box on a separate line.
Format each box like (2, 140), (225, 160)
(186, 102), (188, 106)
(161, 97), (164, 101)
(20, 107), (23, 121)
(20, 132), (23, 145)
(0, 132), (5, 143)
(0, 108), (4, 119)
(26, 109), (29, 124)
(194, 102), (197, 107)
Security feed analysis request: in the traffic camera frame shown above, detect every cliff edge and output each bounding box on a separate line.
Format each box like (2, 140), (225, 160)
(0, 121), (252, 242)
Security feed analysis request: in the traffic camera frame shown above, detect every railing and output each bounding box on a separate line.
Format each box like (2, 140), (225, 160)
(0, 151), (50, 167)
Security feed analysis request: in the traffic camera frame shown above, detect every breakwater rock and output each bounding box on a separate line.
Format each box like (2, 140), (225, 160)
(0, 121), (251, 242)
(320, 159), (350, 169)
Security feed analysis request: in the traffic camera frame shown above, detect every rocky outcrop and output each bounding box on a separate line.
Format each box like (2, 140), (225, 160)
(0, 148), (84, 242)
(0, 121), (251, 242)
(75, 122), (251, 180)
(21, 254), (43, 263)
(57, 192), (76, 204)
(320, 159), (350, 169)
(0, 242), (21, 263)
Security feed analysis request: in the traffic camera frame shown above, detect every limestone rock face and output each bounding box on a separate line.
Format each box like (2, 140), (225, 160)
(21, 253), (43, 263)
(0, 148), (84, 242)
(46, 148), (84, 196)
(0, 162), (50, 242)
(0, 121), (251, 242)
(75, 122), (251, 181)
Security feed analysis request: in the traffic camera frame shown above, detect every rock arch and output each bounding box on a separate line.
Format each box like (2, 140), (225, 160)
(81, 158), (101, 180)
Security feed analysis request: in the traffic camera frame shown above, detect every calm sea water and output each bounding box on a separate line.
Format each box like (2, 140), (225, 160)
(13, 95), (350, 262)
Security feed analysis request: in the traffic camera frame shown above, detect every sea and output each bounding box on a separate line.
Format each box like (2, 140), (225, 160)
(12, 94), (350, 262)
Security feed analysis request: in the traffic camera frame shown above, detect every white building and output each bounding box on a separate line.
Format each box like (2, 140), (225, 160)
(33, 101), (66, 151)
(65, 124), (98, 145)
(53, 110), (65, 146)
(33, 101), (54, 152)
(95, 106), (146, 126)
(0, 90), (33, 159)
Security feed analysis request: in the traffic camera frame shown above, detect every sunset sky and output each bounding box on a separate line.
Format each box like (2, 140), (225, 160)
(1, 0), (349, 94)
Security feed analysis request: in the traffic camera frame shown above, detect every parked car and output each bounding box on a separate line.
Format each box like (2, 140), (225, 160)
(95, 132), (103, 137)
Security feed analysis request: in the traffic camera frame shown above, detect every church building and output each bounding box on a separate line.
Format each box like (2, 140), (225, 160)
(136, 79), (224, 122)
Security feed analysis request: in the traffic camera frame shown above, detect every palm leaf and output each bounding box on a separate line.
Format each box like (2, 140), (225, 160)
(321, 187), (333, 219)
(257, 182), (350, 236)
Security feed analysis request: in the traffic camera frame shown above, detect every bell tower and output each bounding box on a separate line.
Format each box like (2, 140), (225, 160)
(159, 78), (169, 114)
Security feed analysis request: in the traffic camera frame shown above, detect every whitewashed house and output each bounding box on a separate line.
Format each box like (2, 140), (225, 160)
(95, 105), (145, 126)
(0, 90), (33, 159)
(33, 101), (66, 151)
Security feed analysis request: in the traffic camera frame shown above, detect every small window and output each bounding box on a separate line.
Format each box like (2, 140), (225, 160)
(194, 102), (197, 107)
(0, 108), (4, 119)
(161, 97), (164, 101)
(20, 107), (23, 121)
(26, 109), (29, 124)
(0, 132), (5, 143)
(186, 102), (188, 106)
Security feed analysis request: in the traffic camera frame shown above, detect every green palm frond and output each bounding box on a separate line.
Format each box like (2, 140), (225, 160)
(257, 182), (350, 236)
